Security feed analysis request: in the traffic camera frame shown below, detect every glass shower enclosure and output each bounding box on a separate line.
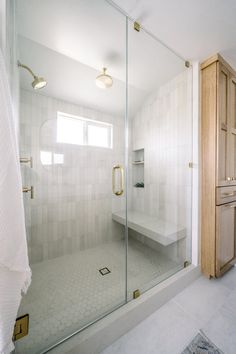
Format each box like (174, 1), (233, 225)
(15, 1), (192, 353)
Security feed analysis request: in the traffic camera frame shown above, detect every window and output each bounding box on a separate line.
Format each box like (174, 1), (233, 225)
(57, 112), (113, 149)
(40, 151), (64, 166)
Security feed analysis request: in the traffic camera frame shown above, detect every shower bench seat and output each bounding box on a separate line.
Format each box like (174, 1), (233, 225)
(112, 210), (186, 246)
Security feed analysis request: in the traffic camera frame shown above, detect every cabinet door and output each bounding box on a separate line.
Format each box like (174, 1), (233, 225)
(216, 203), (236, 275)
(229, 76), (236, 181)
(216, 63), (231, 186)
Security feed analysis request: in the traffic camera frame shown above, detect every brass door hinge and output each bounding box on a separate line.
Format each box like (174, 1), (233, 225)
(184, 261), (190, 268)
(13, 314), (29, 341)
(185, 61), (190, 68)
(134, 21), (141, 32)
(188, 162), (193, 168)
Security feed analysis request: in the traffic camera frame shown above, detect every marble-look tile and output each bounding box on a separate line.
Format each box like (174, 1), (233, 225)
(20, 89), (125, 263)
(102, 300), (198, 354)
(173, 276), (230, 327)
(130, 69), (192, 262)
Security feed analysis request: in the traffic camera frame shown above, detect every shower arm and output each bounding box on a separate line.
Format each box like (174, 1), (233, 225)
(17, 60), (37, 79)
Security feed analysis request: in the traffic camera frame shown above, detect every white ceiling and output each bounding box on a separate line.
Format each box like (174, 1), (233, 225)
(113, 0), (236, 68)
(17, 0), (185, 116)
(17, 0), (236, 116)
(18, 36), (145, 117)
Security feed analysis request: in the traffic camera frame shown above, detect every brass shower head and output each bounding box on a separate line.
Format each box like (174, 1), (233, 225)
(17, 61), (47, 90)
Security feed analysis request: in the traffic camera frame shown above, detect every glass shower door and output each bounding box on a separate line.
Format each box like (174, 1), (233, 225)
(15, 1), (127, 353)
(125, 20), (193, 298)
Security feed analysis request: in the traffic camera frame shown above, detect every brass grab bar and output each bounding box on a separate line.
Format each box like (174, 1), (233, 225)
(112, 165), (124, 196)
(22, 186), (34, 199)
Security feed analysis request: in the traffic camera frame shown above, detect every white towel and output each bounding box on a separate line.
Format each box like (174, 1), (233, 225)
(0, 50), (31, 353)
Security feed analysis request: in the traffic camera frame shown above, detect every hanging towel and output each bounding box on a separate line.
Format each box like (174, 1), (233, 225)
(0, 50), (31, 353)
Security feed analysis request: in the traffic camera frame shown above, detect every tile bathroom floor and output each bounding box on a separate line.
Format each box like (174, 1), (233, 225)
(101, 266), (236, 354)
(15, 238), (180, 354)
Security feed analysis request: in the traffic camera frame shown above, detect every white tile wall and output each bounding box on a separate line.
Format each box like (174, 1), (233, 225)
(129, 68), (193, 261)
(20, 68), (192, 265)
(20, 89), (125, 264)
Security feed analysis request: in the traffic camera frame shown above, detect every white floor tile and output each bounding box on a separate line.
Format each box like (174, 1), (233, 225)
(216, 266), (236, 290)
(172, 276), (230, 327)
(102, 301), (199, 354)
(203, 289), (236, 354)
(102, 271), (236, 354)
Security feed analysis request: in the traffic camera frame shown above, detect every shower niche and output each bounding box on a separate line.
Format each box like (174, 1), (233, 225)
(132, 148), (144, 188)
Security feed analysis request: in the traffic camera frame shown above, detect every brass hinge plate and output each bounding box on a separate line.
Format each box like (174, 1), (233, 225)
(184, 261), (190, 268)
(134, 21), (141, 32)
(188, 162), (193, 168)
(185, 61), (190, 68)
(13, 314), (29, 341)
(133, 289), (141, 299)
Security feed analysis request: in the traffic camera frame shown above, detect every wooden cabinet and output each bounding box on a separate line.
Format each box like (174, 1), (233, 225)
(216, 63), (231, 186)
(229, 77), (236, 180)
(216, 203), (236, 276)
(201, 54), (236, 278)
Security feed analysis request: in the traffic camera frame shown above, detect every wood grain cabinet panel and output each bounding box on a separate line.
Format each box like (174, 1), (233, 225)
(216, 204), (235, 276)
(217, 63), (230, 185)
(229, 77), (236, 181)
(201, 54), (236, 278)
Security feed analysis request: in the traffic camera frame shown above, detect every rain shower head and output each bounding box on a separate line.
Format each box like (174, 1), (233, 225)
(17, 61), (47, 90)
(31, 76), (47, 90)
(96, 68), (113, 89)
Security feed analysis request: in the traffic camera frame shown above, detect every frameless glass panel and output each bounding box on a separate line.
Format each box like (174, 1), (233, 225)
(125, 21), (192, 298)
(15, 0), (127, 353)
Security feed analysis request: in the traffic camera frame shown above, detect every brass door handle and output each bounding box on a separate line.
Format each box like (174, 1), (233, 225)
(112, 165), (124, 196)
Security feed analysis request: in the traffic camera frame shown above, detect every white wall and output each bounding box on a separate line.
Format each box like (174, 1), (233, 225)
(20, 89), (125, 264)
(129, 68), (193, 263)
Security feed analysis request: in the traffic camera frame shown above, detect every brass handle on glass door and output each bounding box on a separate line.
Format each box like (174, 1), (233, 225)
(112, 165), (124, 196)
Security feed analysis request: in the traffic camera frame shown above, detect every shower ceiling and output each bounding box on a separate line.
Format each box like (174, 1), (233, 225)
(17, 0), (184, 116)
(114, 0), (236, 67)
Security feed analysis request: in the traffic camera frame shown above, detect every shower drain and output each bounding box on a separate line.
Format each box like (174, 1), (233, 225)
(99, 267), (111, 276)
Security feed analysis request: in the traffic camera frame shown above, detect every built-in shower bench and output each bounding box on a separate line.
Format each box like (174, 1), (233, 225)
(112, 210), (186, 246)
